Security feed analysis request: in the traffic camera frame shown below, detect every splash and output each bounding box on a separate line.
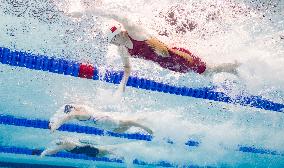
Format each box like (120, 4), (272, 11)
(0, 0), (284, 167)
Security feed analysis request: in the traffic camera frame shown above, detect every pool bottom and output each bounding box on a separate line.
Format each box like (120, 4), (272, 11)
(0, 161), (77, 168)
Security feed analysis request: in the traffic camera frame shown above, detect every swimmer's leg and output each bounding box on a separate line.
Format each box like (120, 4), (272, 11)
(204, 61), (241, 76)
(113, 121), (153, 135)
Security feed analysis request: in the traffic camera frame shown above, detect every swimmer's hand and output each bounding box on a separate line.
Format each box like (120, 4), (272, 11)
(114, 89), (123, 97)
(40, 148), (62, 158)
(49, 110), (73, 132)
(49, 121), (60, 132)
(115, 84), (125, 95)
(49, 118), (66, 132)
(49, 118), (69, 132)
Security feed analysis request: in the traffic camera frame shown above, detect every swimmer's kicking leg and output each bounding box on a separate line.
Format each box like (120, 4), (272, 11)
(113, 121), (153, 134)
(49, 104), (153, 135)
(204, 61), (241, 76)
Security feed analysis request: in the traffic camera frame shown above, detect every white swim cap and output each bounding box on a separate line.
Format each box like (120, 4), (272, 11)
(107, 24), (122, 42)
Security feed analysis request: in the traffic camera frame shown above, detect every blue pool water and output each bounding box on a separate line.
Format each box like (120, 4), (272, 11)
(0, 0), (284, 167)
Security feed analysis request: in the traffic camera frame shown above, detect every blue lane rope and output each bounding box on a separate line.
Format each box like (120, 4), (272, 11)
(0, 47), (283, 112)
(0, 145), (214, 168)
(1, 115), (283, 157)
(0, 161), (77, 168)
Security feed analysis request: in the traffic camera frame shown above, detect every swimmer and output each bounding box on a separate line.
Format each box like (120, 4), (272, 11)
(37, 138), (115, 158)
(49, 104), (153, 135)
(68, 4), (240, 93)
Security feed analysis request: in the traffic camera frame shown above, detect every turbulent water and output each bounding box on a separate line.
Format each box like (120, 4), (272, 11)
(0, 0), (284, 167)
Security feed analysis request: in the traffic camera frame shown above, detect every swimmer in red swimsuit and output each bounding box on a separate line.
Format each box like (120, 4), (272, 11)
(68, 6), (240, 93)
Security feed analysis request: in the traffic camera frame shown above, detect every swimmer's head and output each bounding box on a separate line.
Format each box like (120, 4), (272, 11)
(107, 25), (122, 42)
(64, 104), (75, 114)
(107, 25), (128, 46)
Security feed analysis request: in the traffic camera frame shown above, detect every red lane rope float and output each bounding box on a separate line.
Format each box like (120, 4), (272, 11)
(79, 63), (95, 79)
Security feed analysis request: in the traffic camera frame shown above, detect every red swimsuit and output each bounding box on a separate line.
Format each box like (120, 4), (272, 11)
(127, 36), (206, 74)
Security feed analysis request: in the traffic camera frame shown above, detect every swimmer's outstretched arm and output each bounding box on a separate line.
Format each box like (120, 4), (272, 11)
(40, 144), (73, 157)
(85, 8), (132, 28)
(40, 138), (79, 157)
(82, 7), (150, 40)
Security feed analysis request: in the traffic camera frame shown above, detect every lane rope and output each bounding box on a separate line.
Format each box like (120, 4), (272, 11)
(1, 114), (283, 157)
(0, 47), (283, 112)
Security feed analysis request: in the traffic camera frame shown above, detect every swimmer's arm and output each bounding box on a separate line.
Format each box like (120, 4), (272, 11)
(67, 6), (150, 40)
(40, 143), (76, 157)
(40, 146), (65, 157)
(116, 46), (131, 93)
(84, 1), (135, 31)
(84, 8), (135, 29)
(84, 8), (150, 40)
